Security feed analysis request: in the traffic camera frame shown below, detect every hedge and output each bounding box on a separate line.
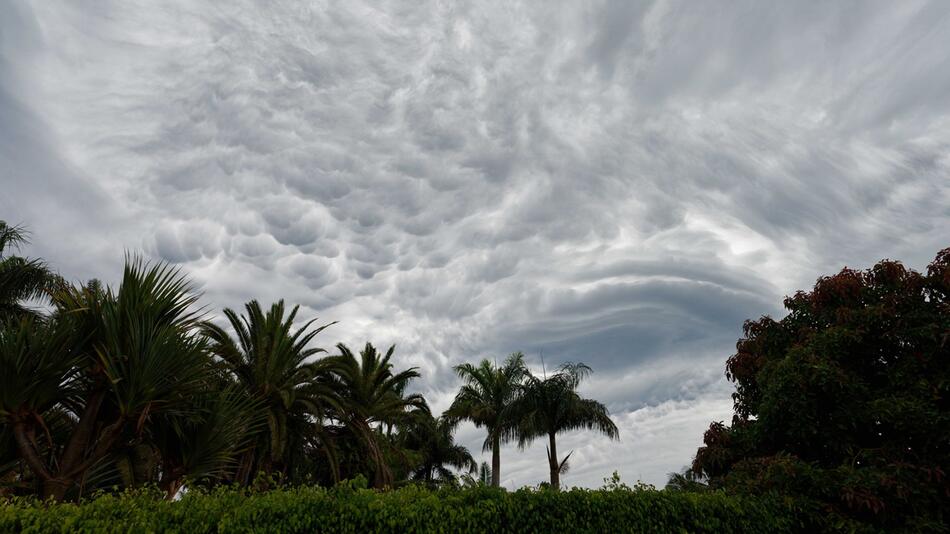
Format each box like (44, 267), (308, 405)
(1, 484), (814, 533)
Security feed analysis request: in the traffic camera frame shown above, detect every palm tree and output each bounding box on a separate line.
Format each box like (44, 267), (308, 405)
(513, 362), (618, 490)
(2, 258), (213, 500)
(325, 342), (426, 488)
(460, 461), (492, 488)
(0, 314), (83, 497)
(148, 385), (266, 498)
(444, 352), (527, 487)
(665, 466), (708, 492)
(401, 411), (476, 486)
(201, 300), (336, 482)
(0, 222), (61, 320)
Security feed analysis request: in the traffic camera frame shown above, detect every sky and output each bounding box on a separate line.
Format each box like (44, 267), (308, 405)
(2, 0), (949, 488)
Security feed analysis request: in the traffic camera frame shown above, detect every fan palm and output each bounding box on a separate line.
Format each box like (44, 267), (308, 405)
(325, 342), (426, 488)
(512, 362), (618, 490)
(444, 352), (527, 487)
(200, 300), (336, 482)
(0, 222), (62, 320)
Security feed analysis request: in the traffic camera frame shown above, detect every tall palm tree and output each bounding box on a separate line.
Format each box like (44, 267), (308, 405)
(512, 362), (618, 490)
(401, 411), (476, 486)
(0, 222), (61, 320)
(444, 352), (527, 487)
(200, 300), (336, 482)
(325, 342), (426, 488)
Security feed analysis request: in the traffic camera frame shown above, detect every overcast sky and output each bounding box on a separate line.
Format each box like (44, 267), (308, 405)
(3, 1), (949, 488)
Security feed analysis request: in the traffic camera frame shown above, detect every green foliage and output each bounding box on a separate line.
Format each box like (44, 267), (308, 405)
(1, 257), (235, 500)
(664, 467), (708, 493)
(444, 352), (528, 487)
(0, 221), (63, 320)
(324, 343), (428, 488)
(0, 484), (809, 533)
(200, 300), (336, 484)
(398, 410), (476, 486)
(692, 250), (950, 531)
(510, 362), (618, 490)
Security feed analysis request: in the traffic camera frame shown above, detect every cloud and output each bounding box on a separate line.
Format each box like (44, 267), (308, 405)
(3, 0), (950, 486)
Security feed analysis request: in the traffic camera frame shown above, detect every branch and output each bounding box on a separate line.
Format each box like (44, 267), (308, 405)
(11, 421), (52, 482)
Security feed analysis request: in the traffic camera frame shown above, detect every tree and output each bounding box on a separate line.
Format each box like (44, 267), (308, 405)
(147, 384), (265, 498)
(0, 222), (61, 320)
(511, 362), (618, 490)
(460, 461), (492, 488)
(692, 250), (950, 530)
(0, 314), (83, 496)
(445, 352), (527, 487)
(325, 343), (426, 488)
(201, 300), (336, 483)
(401, 411), (476, 486)
(2, 258), (214, 500)
(664, 466), (707, 492)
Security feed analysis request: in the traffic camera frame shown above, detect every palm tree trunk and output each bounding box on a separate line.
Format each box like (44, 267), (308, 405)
(491, 433), (501, 487)
(355, 419), (391, 488)
(548, 432), (559, 491)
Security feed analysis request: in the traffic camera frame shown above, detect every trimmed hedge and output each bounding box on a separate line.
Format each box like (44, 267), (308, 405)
(0, 486), (809, 534)
(0, 484), (813, 533)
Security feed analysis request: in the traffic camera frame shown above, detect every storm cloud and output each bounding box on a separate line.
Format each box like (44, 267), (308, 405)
(3, 0), (949, 487)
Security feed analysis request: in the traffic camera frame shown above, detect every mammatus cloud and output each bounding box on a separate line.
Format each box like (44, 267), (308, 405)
(3, 0), (949, 487)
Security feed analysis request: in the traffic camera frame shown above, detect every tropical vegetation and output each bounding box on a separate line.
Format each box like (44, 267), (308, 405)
(0, 221), (618, 502)
(444, 352), (527, 487)
(2, 219), (948, 532)
(510, 362), (619, 490)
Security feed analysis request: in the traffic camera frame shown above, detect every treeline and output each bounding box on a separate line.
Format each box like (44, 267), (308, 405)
(0, 222), (617, 501)
(5, 219), (949, 531)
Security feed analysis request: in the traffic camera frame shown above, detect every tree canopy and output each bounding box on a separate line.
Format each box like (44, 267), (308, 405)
(511, 362), (618, 490)
(0, 222), (61, 320)
(692, 249), (950, 530)
(445, 352), (529, 487)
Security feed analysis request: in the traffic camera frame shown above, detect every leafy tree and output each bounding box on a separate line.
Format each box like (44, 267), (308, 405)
(0, 222), (61, 320)
(325, 343), (426, 488)
(511, 362), (618, 490)
(692, 250), (950, 530)
(445, 352), (527, 487)
(201, 301), (336, 483)
(401, 411), (476, 486)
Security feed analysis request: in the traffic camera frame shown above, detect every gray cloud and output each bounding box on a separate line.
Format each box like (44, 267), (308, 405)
(3, 0), (950, 487)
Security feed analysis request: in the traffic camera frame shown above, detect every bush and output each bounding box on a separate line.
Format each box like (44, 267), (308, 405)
(0, 484), (809, 533)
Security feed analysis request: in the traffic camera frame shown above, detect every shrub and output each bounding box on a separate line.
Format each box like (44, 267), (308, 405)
(0, 484), (809, 533)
